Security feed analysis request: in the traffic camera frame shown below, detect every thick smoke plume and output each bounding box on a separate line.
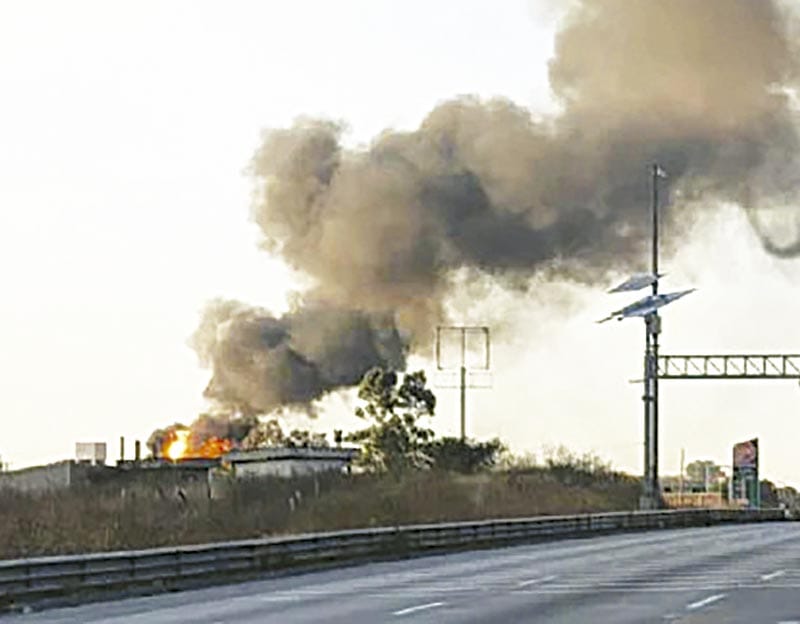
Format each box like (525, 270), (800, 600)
(196, 0), (800, 416)
(193, 299), (406, 414)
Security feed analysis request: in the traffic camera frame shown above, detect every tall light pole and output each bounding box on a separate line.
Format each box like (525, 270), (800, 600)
(600, 165), (694, 510)
(643, 164), (665, 509)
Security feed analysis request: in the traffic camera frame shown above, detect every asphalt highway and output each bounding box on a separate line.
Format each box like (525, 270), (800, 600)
(4, 523), (800, 623)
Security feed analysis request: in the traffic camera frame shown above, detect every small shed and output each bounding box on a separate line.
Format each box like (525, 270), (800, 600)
(222, 447), (359, 479)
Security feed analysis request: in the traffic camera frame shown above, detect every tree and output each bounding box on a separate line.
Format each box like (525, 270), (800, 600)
(241, 418), (329, 449)
(425, 437), (505, 474)
(542, 446), (615, 486)
(240, 418), (286, 449)
(760, 479), (779, 508)
(286, 428), (329, 448)
(777, 486), (800, 515)
(686, 460), (725, 485)
(347, 368), (436, 476)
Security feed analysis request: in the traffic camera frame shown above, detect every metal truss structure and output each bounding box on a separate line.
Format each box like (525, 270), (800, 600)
(658, 354), (800, 380)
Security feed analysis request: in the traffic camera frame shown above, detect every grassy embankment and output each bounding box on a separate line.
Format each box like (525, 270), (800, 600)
(0, 459), (639, 559)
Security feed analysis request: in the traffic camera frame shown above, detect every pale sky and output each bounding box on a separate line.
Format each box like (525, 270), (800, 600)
(2, 1), (799, 488)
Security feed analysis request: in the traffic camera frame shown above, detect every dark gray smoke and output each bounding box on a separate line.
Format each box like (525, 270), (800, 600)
(192, 299), (407, 414)
(197, 0), (800, 415)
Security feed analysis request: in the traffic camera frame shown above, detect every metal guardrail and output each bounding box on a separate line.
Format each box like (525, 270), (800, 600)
(0, 508), (786, 611)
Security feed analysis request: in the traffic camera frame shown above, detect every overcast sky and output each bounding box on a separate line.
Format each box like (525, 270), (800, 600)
(2, 0), (799, 487)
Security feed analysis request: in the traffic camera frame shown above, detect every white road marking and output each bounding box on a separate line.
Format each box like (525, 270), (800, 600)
(761, 570), (786, 581)
(258, 595), (303, 602)
(686, 593), (726, 611)
(517, 575), (558, 587)
(393, 602), (445, 616)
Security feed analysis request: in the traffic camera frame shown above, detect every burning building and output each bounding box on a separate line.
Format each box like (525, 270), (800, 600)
(147, 414), (258, 461)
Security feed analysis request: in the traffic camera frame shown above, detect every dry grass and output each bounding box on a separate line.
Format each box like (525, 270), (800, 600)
(0, 468), (639, 560)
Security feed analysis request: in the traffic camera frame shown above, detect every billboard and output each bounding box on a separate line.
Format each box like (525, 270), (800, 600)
(733, 439), (758, 469)
(732, 438), (759, 508)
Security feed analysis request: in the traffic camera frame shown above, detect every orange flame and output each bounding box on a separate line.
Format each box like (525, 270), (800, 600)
(163, 429), (190, 461)
(161, 428), (234, 461)
(197, 436), (234, 458)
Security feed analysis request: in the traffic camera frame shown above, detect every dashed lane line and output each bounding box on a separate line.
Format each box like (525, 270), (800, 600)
(761, 570), (787, 582)
(393, 602), (446, 616)
(517, 575), (558, 588)
(686, 593), (726, 611)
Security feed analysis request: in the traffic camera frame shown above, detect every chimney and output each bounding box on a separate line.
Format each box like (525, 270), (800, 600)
(134, 440), (141, 463)
(120, 436), (125, 462)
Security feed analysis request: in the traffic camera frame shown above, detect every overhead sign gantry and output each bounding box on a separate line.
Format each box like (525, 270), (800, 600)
(659, 354), (800, 380)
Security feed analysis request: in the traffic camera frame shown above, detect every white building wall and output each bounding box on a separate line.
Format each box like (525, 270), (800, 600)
(234, 458), (348, 479)
(0, 462), (85, 493)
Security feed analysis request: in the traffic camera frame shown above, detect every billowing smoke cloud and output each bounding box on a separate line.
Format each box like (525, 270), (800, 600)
(192, 299), (407, 414)
(197, 0), (800, 415)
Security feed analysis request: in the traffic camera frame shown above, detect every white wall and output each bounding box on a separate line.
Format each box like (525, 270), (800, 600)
(0, 461), (87, 493)
(234, 458), (348, 479)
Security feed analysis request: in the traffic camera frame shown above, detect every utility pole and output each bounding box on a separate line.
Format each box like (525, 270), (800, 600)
(728, 465), (734, 505)
(644, 321), (652, 507)
(642, 164), (663, 509)
(651, 163), (661, 506)
(602, 165), (709, 510)
(460, 328), (467, 441)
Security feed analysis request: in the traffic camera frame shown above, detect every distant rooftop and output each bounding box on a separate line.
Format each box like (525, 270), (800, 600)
(223, 446), (359, 463)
